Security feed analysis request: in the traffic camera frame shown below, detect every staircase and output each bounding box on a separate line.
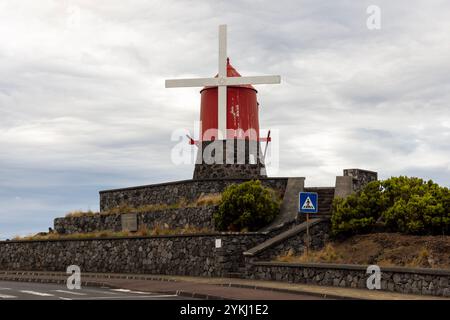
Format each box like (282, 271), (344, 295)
(303, 187), (335, 218)
(225, 218), (325, 279)
(228, 186), (335, 278)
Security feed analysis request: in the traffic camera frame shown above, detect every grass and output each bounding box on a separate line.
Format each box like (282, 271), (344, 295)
(31, 194), (223, 241)
(407, 247), (433, 268)
(12, 225), (213, 241)
(276, 244), (343, 264)
(274, 234), (449, 269)
(194, 193), (222, 206)
(65, 194), (222, 218)
(65, 210), (96, 218)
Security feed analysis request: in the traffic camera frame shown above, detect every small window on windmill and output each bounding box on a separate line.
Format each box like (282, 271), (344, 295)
(215, 238), (222, 249)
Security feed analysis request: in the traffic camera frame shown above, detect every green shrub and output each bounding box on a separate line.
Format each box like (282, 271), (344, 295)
(331, 181), (384, 236)
(331, 176), (450, 236)
(214, 180), (281, 232)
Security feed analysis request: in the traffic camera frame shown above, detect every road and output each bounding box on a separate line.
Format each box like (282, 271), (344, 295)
(0, 281), (190, 300)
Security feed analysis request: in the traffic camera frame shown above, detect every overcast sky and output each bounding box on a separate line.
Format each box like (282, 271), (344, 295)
(0, 0), (449, 238)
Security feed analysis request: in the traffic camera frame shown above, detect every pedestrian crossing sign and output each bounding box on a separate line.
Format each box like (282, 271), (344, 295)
(299, 192), (318, 214)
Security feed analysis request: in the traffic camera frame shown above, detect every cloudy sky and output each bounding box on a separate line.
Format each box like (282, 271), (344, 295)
(0, 0), (449, 238)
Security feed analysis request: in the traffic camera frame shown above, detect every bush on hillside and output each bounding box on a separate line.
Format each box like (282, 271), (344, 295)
(331, 176), (450, 237)
(214, 180), (281, 232)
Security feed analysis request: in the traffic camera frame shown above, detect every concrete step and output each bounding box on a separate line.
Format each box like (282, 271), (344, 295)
(303, 187), (335, 216)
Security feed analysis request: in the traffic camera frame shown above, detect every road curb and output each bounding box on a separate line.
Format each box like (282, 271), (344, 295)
(215, 282), (358, 300)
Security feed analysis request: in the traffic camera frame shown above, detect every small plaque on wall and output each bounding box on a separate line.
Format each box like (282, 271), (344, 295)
(121, 213), (138, 232)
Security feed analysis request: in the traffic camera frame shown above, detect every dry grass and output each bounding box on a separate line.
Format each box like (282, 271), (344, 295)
(274, 234), (450, 269)
(13, 231), (120, 241)
(65, 210), (96, 218)
(64, 194), (221, 218)
(407, 247), (432, 268)
(276, 244), (343, 264)
(12, 224), (213, 241)
(194, 193), (222, 206)
(375, 258), (397, 268)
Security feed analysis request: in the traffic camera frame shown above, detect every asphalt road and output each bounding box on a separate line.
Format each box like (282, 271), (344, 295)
(0, 281), (190, 300)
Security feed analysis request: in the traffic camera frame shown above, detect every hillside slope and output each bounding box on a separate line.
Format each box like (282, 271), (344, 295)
(277, 233), (450, 269)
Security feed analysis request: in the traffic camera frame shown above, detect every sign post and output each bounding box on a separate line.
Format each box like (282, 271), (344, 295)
(299, 192), (318, 256)
(306, 212), (310, 255)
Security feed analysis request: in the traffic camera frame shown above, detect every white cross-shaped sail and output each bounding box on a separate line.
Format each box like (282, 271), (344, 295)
(165, 25), (281, 140)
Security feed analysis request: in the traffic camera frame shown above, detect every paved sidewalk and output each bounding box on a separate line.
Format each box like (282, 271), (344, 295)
(0, 271), (447, 300)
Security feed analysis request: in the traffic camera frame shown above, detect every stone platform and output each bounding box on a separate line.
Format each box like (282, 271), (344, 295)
(99, 177), (288, 212)
(52, 169), (375, 240)
(54, 206), (217, 235)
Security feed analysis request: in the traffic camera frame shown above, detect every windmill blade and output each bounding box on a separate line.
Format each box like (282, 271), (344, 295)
(218, 25), (227, 77)
(217, 24), (228, 140)
(226, 75), (281, 86)
(218, 85), (227, 139)
(165, 78), (218, 88)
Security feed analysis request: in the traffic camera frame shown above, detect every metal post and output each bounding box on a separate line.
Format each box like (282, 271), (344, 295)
(306, 213), (310, 256)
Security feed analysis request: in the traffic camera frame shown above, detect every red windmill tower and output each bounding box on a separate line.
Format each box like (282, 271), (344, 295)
(166, 25), (281, 179)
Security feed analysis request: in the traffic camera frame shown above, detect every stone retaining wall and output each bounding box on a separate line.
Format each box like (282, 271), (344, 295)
(1, 232), (448, 297)
(54, 206), (217, 234)
(0, 233), (267, 277)
(99, 178), (288, 212)
(248, 262), (450, 297)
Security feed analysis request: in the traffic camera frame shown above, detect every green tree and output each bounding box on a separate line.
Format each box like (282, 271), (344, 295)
(214, 180), (281, 232)
(331, 176), (450, 236)
(331, 180), (384, 236)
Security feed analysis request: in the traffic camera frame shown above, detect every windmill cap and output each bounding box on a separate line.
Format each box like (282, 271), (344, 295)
(200, 58), (257, 92)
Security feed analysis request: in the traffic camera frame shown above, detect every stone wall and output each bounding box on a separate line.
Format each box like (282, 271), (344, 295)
(343, 168), (378, 192)
(248, 262), (450, 297)
(54, 206), (217, 234)
(1, 226), (448, 297)
(0, 233), (267, 277)
(100, 178), (288, 212)
(193, 140), (266, 179)
(335, 169), (378, 199)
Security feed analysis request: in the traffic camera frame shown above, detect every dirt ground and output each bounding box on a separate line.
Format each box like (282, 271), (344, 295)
(332, 233), (450, 268)
(278, 233), (450, 269)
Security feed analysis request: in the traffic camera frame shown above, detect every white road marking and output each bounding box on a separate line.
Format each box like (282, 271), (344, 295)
(111, 289), (132, 293)
(82, 289), (118, 295)
(0, 293), (17, 299)
(58, 297), (72, 300)
(0, 288), (11, 290)
(79, 294), (177, 300)
(20, 290), (54, 297)
(54, 290), (86, 296)
(141, 294), (178, 298)
(110, 288), (151, 294)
